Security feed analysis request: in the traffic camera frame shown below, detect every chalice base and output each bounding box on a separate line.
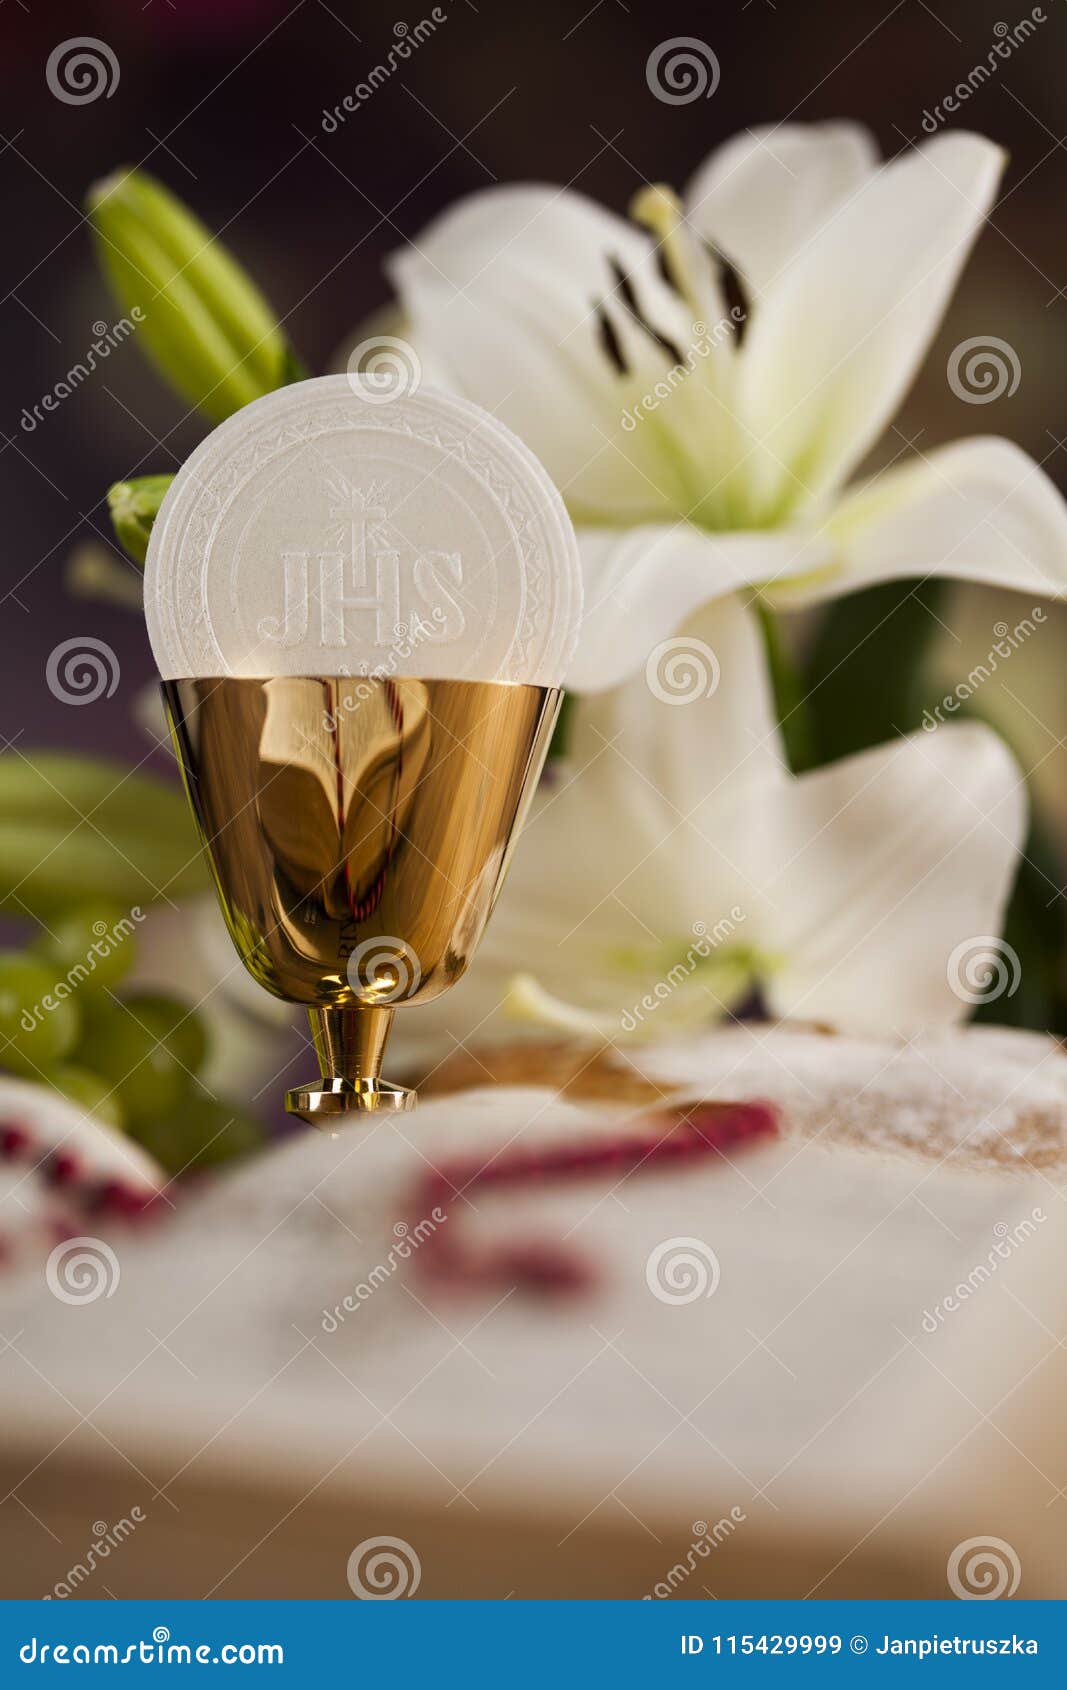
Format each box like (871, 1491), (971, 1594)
(285, 1003), (416, 1128)
(285, 1076), (416, 1123)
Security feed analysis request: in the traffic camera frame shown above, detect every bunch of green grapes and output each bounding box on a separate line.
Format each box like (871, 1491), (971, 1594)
(0, 900), (262, 1176)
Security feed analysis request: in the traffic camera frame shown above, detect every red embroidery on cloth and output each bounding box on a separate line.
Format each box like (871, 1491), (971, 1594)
(406, 1100), (777, 1299)
(0, 1116), (163, 1265)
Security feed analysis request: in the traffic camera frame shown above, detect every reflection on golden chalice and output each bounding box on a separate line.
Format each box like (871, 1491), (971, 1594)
(164, 677), (559, 1127)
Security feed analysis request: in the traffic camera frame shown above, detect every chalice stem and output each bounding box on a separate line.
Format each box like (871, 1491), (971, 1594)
(308, 1004), (394, 1089)
(287, 1004), (416, 1124)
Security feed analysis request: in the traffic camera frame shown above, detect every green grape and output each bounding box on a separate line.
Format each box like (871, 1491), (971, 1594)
(133, 1095), (263, 1175)
(34, 900), (138, 994)
(188, 1097), (263, 1168)
(73, 995), (187, 1127)
(47, 1063), (125, 1132)
(120, 992), (208, 1075)
(0, 950), (80, 1077)
(123, 1113), (184, 1174)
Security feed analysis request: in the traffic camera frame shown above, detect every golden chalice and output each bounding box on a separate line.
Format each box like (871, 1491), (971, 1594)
(145, 377), (580, 1126)
(164, 675), (559, 1125)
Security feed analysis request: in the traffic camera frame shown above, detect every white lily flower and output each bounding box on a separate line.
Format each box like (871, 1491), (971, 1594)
(397, 598), (1025, 1060)
(388, 123), (1067, 689)
(373, 121), (1052, 1053)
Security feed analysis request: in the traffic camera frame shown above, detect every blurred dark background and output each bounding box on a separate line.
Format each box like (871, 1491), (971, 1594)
(2, 0), (1065, 780)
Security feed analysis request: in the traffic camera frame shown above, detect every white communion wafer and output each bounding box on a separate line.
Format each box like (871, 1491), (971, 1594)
(144, 376), (583, 684)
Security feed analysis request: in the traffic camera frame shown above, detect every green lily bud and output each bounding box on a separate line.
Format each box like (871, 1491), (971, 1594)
(86, 167), (302, 424)
(107, 474), (174, 566)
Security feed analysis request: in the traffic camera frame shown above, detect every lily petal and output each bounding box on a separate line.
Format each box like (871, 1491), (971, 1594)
(506, 972), (622, 1039)
(684, 121), (878, 301)
(571, 523), (824, 691)
(764, 722), (1026, 1034)
(393, 598), (784, 1063)
(767, 437), (1067, 606)
(387, 185), (699, 523)
(568, 594), (788, 815)
(395, 667), (1026, 1063)
(738, 133), (1006, 515)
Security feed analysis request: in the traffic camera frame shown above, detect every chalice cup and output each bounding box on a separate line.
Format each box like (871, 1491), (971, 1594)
(163, 675), (559, 1127)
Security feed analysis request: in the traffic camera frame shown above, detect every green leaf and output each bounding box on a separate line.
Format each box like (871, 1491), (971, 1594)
(755, 603), (816, 774)
(804, 580), (947, 763)
(972, 822), (1066, 1033)
(546, 690), (576, 761)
